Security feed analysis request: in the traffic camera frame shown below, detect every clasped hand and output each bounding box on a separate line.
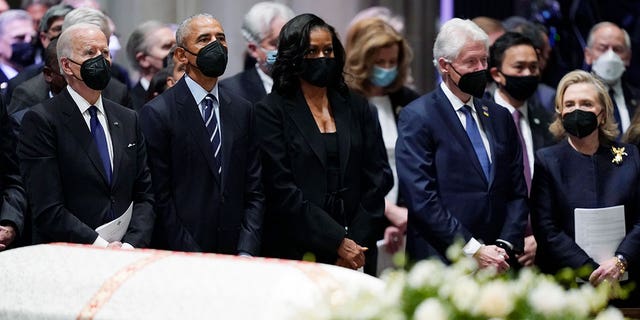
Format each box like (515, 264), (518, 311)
(336, 238), (367, 270)
(474, 244), (510, 273)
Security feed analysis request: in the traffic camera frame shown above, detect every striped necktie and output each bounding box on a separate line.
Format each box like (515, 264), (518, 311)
(202, 94), (222, 174)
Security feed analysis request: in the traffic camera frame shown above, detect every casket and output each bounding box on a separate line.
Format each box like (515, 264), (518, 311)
(0, 244), (383, 319)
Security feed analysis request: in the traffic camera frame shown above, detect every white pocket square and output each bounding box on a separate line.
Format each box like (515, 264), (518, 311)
(127, 143), (136, 148)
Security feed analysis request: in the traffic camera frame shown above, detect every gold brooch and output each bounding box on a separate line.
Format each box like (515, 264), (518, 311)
(611, 146), (628, 165)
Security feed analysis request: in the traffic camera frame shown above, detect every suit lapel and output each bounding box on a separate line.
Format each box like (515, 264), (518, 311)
(474, 98), (495, 185)
(329, 89), (350, 180)
(219, 89), (239, 191)
(59, 89), (111, 186)
(286, 90), (326, 167)
(104, 102), (122, 190)
(175, 79), (221, 185)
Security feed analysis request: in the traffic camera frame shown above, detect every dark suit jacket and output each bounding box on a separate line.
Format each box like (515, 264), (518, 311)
(396, 87), (529, 262)
(139, 77), (264, 255)
(527, 97), (556, 151)
(17, 88), (155, 246)
(5, 63), (43, 105)
(8, 74), (131, 115)
(529, 83), (556, 114)
(531, 140), (640, 279)
(621, 80), (640, 121)
(130, 82), (147, 112)
(255, 88), (392, 267)
(0, 96), (26, 244)
(219, 68), (267, 105)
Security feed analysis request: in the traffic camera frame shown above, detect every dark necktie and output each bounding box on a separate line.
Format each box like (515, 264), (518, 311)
(88, 106), (112, 184)
(512, 109), (531, 193)
(202, 94), (222, 174)
(460, 105), (490, 179)
(609, 87), (623, 139)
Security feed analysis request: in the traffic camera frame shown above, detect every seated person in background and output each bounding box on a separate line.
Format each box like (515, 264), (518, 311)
(344, 17), (419, 254)
(531, 70), (640, 307)
(219, 1), (294, 104)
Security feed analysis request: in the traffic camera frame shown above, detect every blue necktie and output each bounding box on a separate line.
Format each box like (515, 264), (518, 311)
(202, 94), (222, 174)
(609, 88), (623, 140)
(460, 105), (490, 179)
(88, 106), (112, 184)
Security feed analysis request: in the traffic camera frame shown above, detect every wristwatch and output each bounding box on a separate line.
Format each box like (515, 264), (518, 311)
(615, 254), (628, 273)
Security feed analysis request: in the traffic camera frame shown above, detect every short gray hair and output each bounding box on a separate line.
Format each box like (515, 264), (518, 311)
(241, 1), (294, 44)
(126, 20), (169, 70)
(586, 21), (631, 51)
(432, 18), (488, 73)
(0, 9), (32, 36)
(62, 7), (110, 40)
(57, 22), (102, 72)
(175, 13), (215, 48)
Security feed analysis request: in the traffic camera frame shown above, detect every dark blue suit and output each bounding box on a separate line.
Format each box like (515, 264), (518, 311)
(139, 77), (264, 255)
(531, 140), (640, 276)
(219, 68), (267, 105)
(396, 86), (528, 261)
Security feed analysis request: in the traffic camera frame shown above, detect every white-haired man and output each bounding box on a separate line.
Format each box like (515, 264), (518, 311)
(220, 1), (293, 104)
(396, 18), (528, 272)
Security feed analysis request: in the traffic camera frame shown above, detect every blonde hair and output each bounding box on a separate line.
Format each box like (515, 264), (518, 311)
(549, 70), (619, 142)
(344, 17), (412, 96)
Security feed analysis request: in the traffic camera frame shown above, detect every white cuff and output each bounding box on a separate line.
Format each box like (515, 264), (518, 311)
(462, 237), (483, 256)
(93, 236), (109, 248)
(121, 243), (134, 250)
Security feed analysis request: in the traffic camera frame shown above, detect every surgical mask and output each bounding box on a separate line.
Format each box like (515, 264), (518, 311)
(591, 49), (625, 84)
(562, 109), (600, 138)
(369, 65), (398, 87)
(68, 55), (112, 91)
(300, 57), (339, 88)
(10, 42), (35, 68)
(449, 63), (487, 98)
(261, 48), (277, 65)
(183, 40), (228, 78)
(500, 73), (539, 101)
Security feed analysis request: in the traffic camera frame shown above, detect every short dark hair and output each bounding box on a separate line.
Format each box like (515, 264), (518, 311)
(271, 13), (347, 97)
(489, 31), (536, 70)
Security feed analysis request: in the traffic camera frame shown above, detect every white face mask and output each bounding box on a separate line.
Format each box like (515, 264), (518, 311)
(591, 48), (625, 84)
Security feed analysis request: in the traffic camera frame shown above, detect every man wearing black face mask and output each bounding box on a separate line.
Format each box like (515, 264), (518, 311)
(488, 32), (555, 268)
(139, 14), (264, 256)
(17, 24), (155, 248)
(0, 10), (36, 88)
(397, 18), (528, 273)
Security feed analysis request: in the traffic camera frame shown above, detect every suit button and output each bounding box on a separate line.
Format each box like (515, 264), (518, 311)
(110, 197), (115, 204)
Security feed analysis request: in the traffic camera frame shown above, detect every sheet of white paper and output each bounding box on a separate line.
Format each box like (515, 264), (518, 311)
(376, 236), (406, 276)
(95, 202), (133, 242)
(574, 205), (627, 280)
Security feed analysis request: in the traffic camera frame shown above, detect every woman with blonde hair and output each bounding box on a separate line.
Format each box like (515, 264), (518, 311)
(344, 17), (419, 255)
(531, 70), (640, 306)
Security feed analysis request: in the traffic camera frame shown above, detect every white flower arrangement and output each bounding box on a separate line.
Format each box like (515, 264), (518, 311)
(324, 242), (625, 320)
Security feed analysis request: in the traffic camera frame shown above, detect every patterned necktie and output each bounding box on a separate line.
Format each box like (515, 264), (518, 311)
(88, 106), (112, 184)
(202, 94), (222, 174)
(460, 105), (490, 179)
(609, 87), (623, 140)
(512, 109), (531, 193)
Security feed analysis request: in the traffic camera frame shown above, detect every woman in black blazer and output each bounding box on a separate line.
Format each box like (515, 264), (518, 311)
(255, 13), (392, 275)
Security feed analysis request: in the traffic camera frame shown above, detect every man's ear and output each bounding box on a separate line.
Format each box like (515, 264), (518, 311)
(437, 57), (449, 75)
(60, 57), (73, 76)
(136, 51), (150, 68)
(489, 67), (502, 83)
(584, 47), (593, 65)
(246, 42), (260, 60)
(174, 46), (187, 64)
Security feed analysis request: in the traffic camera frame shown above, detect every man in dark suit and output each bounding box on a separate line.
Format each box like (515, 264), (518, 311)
(17, 24), (154, 248)
(396, 18), (528, 272)
(488, 32), (555, 267)
(0, 10), (36, 91)
(219, 2), (293, 104)
(9, 38), (129, 118)
(0, 95), (26, 250)
(139, 14), (263, 255)
(585, 21), (640, 139)
(126, 20), (175, 111)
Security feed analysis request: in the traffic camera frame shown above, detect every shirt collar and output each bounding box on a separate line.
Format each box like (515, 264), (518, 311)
(493, 87), (529, 118)
(185, 74), (220, 105)
(440, 81), (475, 112)
(254, 64), (273, 93)
(66, 85), (104, 115)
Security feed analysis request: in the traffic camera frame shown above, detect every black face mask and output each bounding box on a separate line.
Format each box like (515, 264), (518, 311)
(69, 55), (111, 91)
(449, 64), (487, 98)
(10, 42), (35, 68)
(300, 57), (339, 88)
(500, 73), (539, 101)
(183, 40), (228, 78)
(562, 109), (600, 138)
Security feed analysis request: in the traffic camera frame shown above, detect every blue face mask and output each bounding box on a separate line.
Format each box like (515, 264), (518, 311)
(264, 49), (278, 65)
(369, 65), (398, 87)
